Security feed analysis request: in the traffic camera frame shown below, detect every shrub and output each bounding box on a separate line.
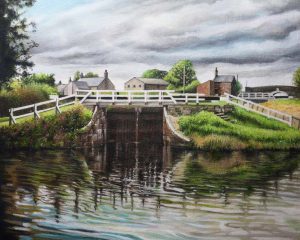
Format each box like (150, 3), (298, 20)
(0, 105), (92, 150)
(0, 84), (57, 117)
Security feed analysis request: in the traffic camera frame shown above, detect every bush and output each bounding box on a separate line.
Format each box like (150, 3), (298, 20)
(0, 84), (57, 117)
(0, 105), (92, 150)
(167, 80), (199, 93)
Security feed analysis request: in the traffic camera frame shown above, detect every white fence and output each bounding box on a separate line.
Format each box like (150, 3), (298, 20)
(238, 92), (275, 100)
(76, 90), (209, 105)
(9, 95), (76, 125)
(224, 93), (293, 126)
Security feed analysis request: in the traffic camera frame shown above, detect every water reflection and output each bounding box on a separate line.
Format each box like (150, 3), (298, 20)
(0, 148), (300, 239)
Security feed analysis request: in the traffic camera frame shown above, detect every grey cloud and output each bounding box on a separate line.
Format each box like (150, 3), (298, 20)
(29, 0), (300, 86)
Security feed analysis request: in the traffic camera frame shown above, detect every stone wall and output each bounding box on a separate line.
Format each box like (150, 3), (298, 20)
(166, 104), (234, 117)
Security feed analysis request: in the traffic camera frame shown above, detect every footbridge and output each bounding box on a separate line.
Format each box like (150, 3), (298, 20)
(8, 90), (219, 125)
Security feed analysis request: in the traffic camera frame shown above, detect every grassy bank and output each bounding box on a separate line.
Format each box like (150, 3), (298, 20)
(179, 107), (300, 150)
(0, 105), (92, 150)
(262, 99), (300, 118)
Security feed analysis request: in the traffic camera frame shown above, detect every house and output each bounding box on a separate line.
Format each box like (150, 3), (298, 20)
(61, 70), (115, 95)
(197, 68), (237, 96)
(124, 77), (169, 90)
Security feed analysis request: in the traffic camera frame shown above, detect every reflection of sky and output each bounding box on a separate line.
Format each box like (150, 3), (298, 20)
(25, 0), (300, 89)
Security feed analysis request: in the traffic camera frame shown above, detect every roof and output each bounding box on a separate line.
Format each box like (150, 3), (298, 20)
(126, 77), (168, 85)
(78, 77), (105, 87)
(214, 75), (236, 83)
(73, 81), (89, 90)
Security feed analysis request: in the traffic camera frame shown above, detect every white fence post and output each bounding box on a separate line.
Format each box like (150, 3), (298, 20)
(55, 98), (61, 114)
(9, 108), (16, 125)
(33, 104), (40, 120)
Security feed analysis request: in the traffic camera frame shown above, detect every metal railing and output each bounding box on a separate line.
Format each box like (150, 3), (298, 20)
(224, 93), (293, 126)
(9, 95), (76, 125)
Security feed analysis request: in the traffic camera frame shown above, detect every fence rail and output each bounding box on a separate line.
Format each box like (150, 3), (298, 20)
(76, 90), (212, 105)
(224, 93), (293, 126)
(238, 92), (275, 100)
(9, 95), (76, 125)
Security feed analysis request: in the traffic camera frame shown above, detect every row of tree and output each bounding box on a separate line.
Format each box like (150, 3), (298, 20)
(142, 60), (200, 93)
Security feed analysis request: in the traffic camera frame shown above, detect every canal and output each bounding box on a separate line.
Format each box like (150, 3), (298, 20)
(0, 109), (300, 239)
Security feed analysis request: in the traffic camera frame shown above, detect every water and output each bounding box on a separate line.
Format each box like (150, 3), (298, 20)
(1, 146), (300, 240)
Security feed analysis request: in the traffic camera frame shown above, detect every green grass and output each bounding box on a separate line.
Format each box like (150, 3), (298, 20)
(179, 107), (300, 150)
(0, 104), (78, 127)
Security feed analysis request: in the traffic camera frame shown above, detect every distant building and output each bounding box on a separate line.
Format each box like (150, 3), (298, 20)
(124, 77), (169, 90)
(60, 70), (115, 95)
(197, 68), (237, 96)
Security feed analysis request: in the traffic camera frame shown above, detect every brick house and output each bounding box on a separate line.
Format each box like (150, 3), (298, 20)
(197, 68), (237, 96)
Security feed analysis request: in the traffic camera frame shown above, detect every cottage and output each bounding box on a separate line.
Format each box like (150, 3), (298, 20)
(61, 70), (115, 95)
(197, 68), (237, 96)
(124, 77), (168, 90)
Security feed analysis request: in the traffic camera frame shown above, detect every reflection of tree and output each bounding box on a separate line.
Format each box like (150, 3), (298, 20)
(179, 151), (300, 197)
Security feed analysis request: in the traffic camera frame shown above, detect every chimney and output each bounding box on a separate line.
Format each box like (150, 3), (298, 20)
(104, 69), (108, 79)
(215, 67), (218, 78)
(80, 72), (84, 78)
(69, 77), (72, 83)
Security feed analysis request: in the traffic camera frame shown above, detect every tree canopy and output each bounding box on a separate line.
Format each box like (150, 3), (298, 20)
(293, 67), (300, 89)
(232, 80), (243, 96)
(164, 60), (199, 92)
(73, 71), (99, 80)
(0, 0), (37, 88)
(22, 73), (56, 86)
(142, 69), (168, 79)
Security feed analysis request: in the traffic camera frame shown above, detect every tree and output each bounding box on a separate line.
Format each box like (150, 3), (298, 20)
(73, 71), (99, 80)
(232, 80), (242, 96)
(84, 72), (99, 78)
(73, 71), (81, 81)
(293, 67), (300, 89)
(164, 60), (199, 92)
(0, 0), (37, 88)
(142, 69), (168, 79)
(22, 73), (56, 86)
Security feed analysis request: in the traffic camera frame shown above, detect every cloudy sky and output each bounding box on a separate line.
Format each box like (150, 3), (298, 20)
(27, 0), (300, 89)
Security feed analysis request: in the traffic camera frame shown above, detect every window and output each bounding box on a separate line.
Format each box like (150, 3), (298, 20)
(128, 85), (130, 88)
(139, 85), (142, 88)
(133, 85), (136, 88)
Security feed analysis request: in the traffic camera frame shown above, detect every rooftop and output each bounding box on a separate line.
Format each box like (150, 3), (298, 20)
(127, 77), (169, 85)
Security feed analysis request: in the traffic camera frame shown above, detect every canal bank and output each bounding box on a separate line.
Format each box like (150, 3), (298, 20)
(0, 103), (299, 151)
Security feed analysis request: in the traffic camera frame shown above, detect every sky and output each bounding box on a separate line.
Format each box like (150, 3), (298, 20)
(27, 0), (300, 89)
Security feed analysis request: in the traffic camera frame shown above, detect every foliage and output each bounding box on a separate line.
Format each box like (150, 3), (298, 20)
(0, 0), (37, 88)
(22, 73), (56, 86)
(293, 67), (300, 88)
(232, 80), (242, 96)
(84, 72), (99, 78)
(74, 71), (99, 80)
(168, 80), (199, 93)
(0, 105), (92, 150)
(179, 108), (300, 150)
(142, 69), (168, 79)
(0, 84), (57, 117)
(74, 71), (81, 81)
(164, 60), (198, 89)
